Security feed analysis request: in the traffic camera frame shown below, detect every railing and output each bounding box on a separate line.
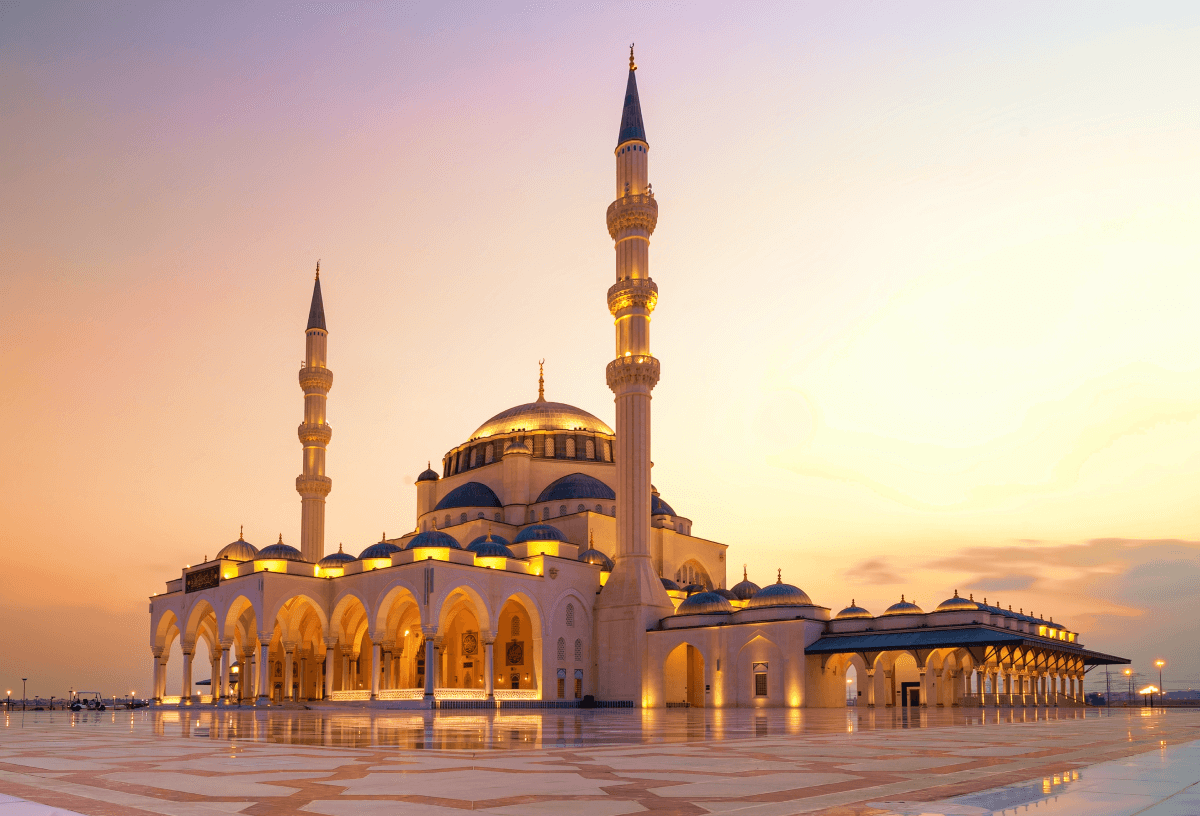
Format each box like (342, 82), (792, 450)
(377, 689), (425, 701)
(329, 690), (370, 701)
(493, 688), (539, 701)
(160, 696), (181, 705)
(434, 688), (487, 700)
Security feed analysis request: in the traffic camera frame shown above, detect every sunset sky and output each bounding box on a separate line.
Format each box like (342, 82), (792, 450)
(2, 2), (1198, 698)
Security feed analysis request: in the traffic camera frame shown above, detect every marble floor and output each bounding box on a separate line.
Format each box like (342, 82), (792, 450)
(0, 707), (1196, 815)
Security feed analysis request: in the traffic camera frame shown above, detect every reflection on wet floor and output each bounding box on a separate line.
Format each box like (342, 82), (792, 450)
(49, 704), (1100, 750)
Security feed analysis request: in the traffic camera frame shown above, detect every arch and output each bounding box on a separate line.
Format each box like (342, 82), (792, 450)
(330, 590), (371, 641)
(434, 582), (492, 638)
(153, 609), (180, 652)
(736, 633), (783, 707)
(674, 559), (712, 590)
(663, 641), (706, 707)
(372, 581), (422, 634)
(265, 592), (329, 638)
(220, 595), (260, 643)
(495, 591), (546, 695)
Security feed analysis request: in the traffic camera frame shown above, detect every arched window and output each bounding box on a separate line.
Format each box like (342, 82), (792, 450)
(585, 439), (595, 459)
(494, 512), (502, 521)
(559, 505), (566, 516)
(477, 512), (485, 519)
(460, 513), (467, 523)
(510, 616), (520, 637)
(610, 506), (616, 515)
(566, 603), (575, 627)
(485, 444), (494, 464)
(565, 438), (576, 458)
(528, 509), (536, 522)
(604, 441), (612, 462)
(556, 637), (565, 661)
(574, 639), (582, 662)
(577, 503), (585, 513)
(469, 448), (477, 468)
(541, 507), (549, 521)
(545, 437), (555, 458)
(595, 504), (602, 513)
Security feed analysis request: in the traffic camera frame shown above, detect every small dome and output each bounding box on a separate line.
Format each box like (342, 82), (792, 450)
(405, 530), (461, 551)
(660, 577), (681, 591)
(731, 565), (760, 601)
(651, 493), (676, 516)
(712, 587), (739, 601)
(434, 481), (502, 511)
(746, 572), (813, 609)
(935, 590), (978, 612)
(217, 528), (258, 562)
(258, 535), (306, 562)
(536, 473), (615, 503)
(513, 524), (565, 544)
(317, 544), (357, 569)
(503, 439), (532, 455)
(416, 464), (439, 483)
(359, 535), (403, 560)
(467, 535), (514, 558)
(682, 583), (706, 596)
(835, 600), (873, 620)
(882, 595), (924, 616)
(578, 548), (614, 571)
(675, 591), (733, 616)
(466, 533), (511, 550)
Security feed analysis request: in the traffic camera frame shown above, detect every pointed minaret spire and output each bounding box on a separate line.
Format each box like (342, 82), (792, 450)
(307, 262), (327, 331)
(537, 359), (546, 402)
(617, 47), (647, 147)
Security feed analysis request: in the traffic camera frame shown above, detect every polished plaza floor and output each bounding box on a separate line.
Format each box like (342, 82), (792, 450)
(0, 707), (1196, 815)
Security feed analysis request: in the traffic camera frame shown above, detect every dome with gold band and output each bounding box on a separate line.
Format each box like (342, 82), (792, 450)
(935, 590), (978, 612)
(471, 401), (613, 440)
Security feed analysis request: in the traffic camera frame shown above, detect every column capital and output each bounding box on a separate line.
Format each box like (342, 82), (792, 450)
(152, 647), (164, 658)
(421, 624), (438, 637)
(283, 641), (297, 653)
(481, 630), (497, 645)
(219, 638), (234, 650)
(257, 632), (274, 644)
(323, 636), (339, 649)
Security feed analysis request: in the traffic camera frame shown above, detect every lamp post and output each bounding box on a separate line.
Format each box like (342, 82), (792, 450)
(22, 679), (27, 711)
(1154, 660), (1165, 705)
(5, 691), (9, 710)
(1123, 669), (1132, 706)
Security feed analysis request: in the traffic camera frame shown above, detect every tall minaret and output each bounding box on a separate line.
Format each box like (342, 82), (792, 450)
(595, 46), (673, 703)
(296, 263), (333, 563)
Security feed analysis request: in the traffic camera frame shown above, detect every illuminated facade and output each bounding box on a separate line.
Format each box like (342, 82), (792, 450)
(148, 52), (1127, 709)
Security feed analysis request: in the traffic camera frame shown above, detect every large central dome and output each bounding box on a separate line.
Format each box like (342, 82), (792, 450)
(471, 401), (614, 440)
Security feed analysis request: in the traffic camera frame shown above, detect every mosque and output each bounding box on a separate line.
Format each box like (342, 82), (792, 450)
(148, 51), (1127, 710)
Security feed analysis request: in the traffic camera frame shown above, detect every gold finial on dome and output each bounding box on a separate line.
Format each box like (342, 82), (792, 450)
(278, 533), (283, 544)
(537, 359), (545, 402)
(382, 531), (386, 543)
(239, 524), (243, 540)
(970, 593), (974, 601)
(338, 542), (343, 553)
(900, 594), (905, 603)
(590, 530), (595, 546)
(851, 599), (856, 606)
(953, 589), (959, 597)
(629, 43), (636, 71)
(315, 259), (320, 280)
(776, 568), (782, 584)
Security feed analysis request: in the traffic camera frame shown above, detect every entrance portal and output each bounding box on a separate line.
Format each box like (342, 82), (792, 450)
(663, 642), (705, 707)
(901, 682), (920, 708)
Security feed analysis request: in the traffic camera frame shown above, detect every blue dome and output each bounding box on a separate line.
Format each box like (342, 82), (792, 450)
(712, 587), (739, 601)
(467, 535), (514, 558)
(682, 583), (706, 596)
(675, 591), (733, 616)
(747, 578), (813, 608)
(217, 534), (258, 563)
(258, 536), (306, 562)
(405, 530), (462, 550)
(731, 567), (760, 601)
(434, 481), (502, 511)
(651, 494), (676, 516)
(513, 524), (565, 544)
(416, 466), (439, 482)
(660, 577), (681, 591)
(318, 545), (357, 569)
(536, 473), (615, 503)
(359, 540), (403, 560)
(578, 548), (614, 571)
(467, 533), (511, 550)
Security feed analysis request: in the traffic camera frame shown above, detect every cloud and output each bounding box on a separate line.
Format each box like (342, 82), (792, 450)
(843, 557), (902, 585)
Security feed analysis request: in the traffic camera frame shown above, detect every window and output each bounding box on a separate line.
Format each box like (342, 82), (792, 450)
(604, 441), (612, 462)
(444, 515), (451, 527)
(511, 674), (520, 689)
(565, 437), (576, 458)
(494, 512), (502, 521)
(557, 638), (565, 661)
(557, 678), (565, 698)
(510, 616), (520, 637)
(566, 603), (575, 627)
(545, 437), (554, 458)
(755, 673), (768, 697)
(541, 507), (549, 521)
(469, 448), (477, 468)
(610, 506), (616, 515)
(574, 639), (582, 662)
(574, 678), (582, 699)
(595, 504), (602, 513)
(528, 509), (536, 522)
(485, 444), (494, 464)
(585, 439), (595, 459)
(559, 505), (566, 516)
(578, 504), (585, 512)
(460, 513), (467, 524)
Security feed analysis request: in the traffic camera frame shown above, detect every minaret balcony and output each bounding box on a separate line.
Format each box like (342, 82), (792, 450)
(295, 475), (332, 497)
(297, 422), (333, 445)
(298, 366), (334, 393)
(606, 193), (658, 239)
(606, 354), (660, 392)
(607, 277), (658, 316)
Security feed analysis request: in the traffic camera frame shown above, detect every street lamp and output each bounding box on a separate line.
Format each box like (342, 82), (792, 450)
(22, 679), (27, 711)
(1154, 660), (1165, 704)
(5, 691), (9, 710)
(1123, 669), (1132, 705)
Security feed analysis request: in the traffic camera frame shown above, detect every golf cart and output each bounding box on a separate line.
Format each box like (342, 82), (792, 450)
(70, 691), (106, 711)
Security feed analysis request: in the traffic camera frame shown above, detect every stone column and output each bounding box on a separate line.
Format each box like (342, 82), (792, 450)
(918, 668), (929, 707)
(151, 649), (164, 702)
(423, 628), (437, 698)
(283, 643), (295, 701)
(324, 638), (337, 699)
(381, 642), (394, 691)
(434, 636), (445, 690)
(258, 637), (272, 705)
(219, 641), (231, 703)
(181, 647), (194, 702)
(342, 653), (350, 690)
(300, 657), (308, 701)
(484, 632), (496, 699)
(210, 655), (220, 702)
(370, 642), (381, 699)
(865, 669), (876, 707)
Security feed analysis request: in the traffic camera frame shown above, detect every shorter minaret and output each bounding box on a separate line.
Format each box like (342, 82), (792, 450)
(296, 263), (333, 563)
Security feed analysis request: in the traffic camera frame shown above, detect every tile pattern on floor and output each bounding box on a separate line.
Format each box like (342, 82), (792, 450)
(0, 707), (1196, 816)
